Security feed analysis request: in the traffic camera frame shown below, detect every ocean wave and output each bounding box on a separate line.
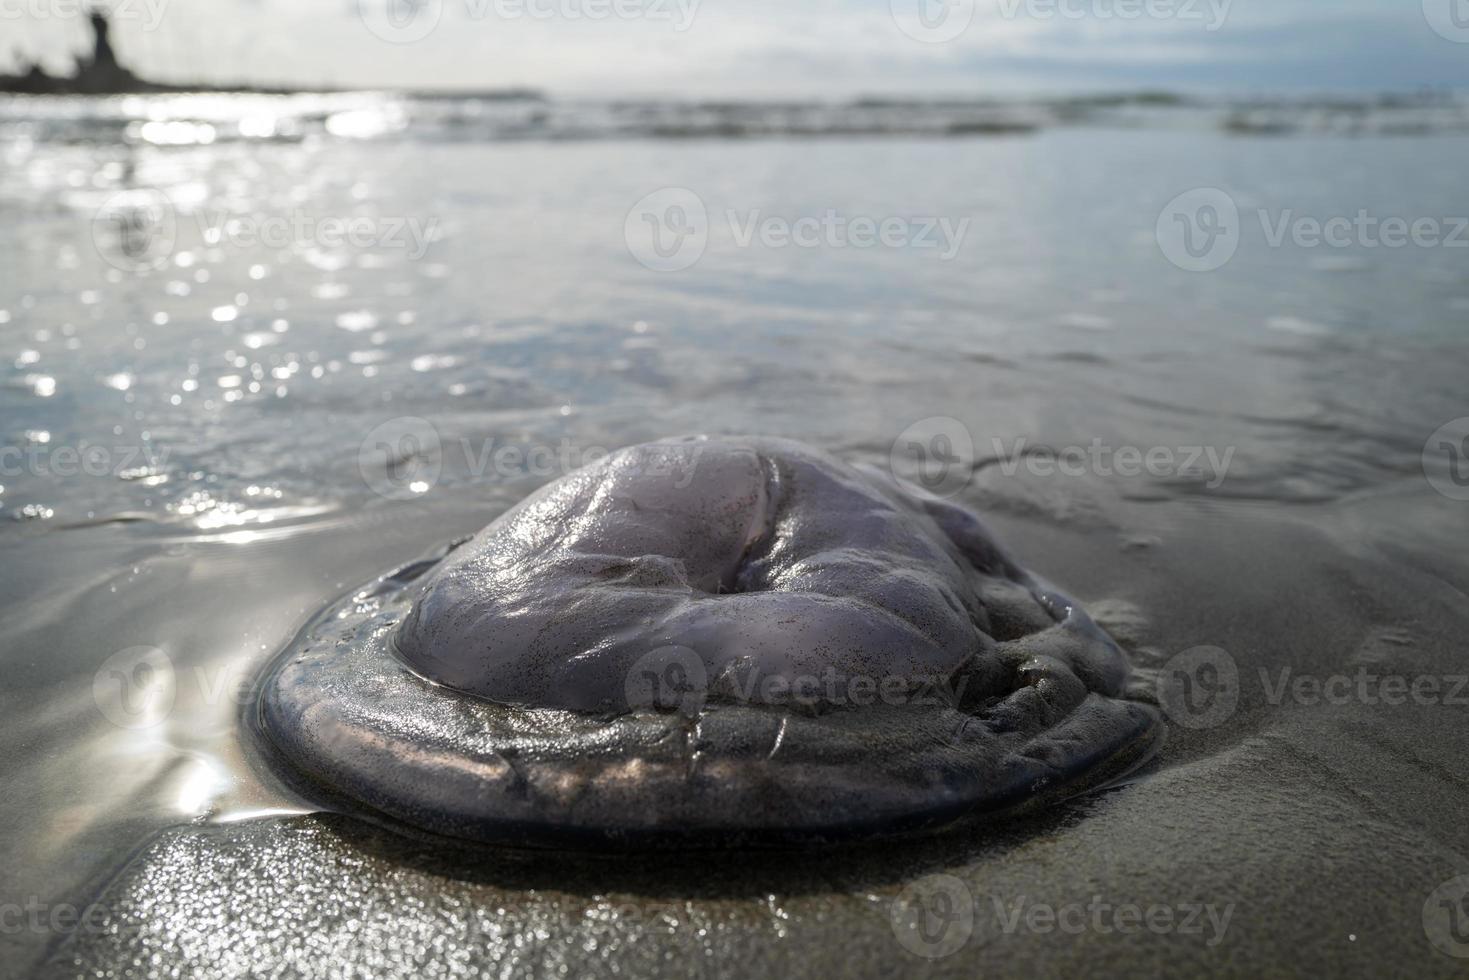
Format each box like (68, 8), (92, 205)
(3, 91), (1468, 145)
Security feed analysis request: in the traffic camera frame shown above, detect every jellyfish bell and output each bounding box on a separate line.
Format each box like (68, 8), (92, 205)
(256, 436), (1161, 847)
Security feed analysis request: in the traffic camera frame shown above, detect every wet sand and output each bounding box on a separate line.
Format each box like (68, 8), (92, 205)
(4, 122), (1469, 977)
(25, 476), (1469, 978)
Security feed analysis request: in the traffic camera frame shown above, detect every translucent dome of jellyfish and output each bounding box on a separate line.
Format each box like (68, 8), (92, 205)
(255, 436), (1162, 847)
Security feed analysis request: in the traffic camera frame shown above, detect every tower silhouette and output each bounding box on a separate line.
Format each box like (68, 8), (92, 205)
(87, 9), (121, 72)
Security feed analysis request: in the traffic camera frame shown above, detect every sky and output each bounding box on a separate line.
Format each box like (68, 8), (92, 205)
(4, 0), (1468, 96)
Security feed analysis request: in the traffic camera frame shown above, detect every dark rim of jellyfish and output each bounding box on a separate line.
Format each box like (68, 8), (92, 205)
(248, 544), (1164, 852)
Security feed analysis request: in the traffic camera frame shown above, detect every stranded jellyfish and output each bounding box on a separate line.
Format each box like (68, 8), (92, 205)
(256, 436), (1160, 846)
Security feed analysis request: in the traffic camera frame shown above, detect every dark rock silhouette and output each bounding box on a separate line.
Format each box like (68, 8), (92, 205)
(0, 8), (317, 95)
(0, 9), (150, 95)
(0, 9), (543, 98)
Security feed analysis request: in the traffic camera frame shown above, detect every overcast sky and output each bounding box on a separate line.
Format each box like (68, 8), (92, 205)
(5, 0), (1468, 96)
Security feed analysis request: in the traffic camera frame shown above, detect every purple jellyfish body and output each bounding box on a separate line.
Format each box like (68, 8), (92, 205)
(257, 436), (1161, 847)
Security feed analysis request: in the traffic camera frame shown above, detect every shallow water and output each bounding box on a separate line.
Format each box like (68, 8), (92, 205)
(3, 94), (1469, 976)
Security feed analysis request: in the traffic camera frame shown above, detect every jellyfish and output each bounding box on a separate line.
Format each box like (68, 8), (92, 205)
(255, 436), (1160, 846)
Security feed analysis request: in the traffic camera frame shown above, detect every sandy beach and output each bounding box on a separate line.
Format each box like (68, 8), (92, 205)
(10, 457), (1469, 977)
(3, 85), (1469, 977)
